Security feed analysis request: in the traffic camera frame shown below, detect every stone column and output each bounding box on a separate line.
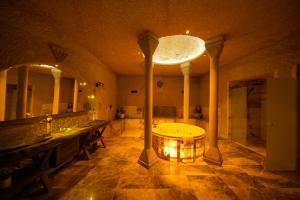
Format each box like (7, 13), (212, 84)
(180, 62), (190, 123)
(0, 69), (8, 121)
(203, 36), (224, 166)
(16, 65), (29, 119)
(51, 68), (61, 115)
(73, 79), (79, 112)
(137, 31), (159, 169)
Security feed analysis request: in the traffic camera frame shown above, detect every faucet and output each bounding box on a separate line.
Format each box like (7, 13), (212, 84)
(46, 116), (53, 135)
(40, 115), (53, 135)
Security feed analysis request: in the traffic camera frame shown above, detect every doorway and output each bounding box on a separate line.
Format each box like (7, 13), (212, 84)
(229, 79), (266, 156)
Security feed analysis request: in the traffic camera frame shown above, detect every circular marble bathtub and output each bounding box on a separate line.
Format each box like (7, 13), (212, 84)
(152, 123), (205, 162)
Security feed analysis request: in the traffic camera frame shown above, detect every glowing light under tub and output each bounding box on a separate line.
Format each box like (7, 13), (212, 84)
(152, 123), (206, 163)
(163, 140), (177, 158)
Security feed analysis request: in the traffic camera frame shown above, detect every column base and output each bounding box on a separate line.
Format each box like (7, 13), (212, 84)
(203, 145), (223, 166)
(138, 148), (158, 169)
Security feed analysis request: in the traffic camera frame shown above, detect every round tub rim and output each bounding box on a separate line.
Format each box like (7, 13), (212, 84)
(152, 122), (206, 139)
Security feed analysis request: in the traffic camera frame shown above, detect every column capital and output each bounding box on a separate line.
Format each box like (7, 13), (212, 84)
(180, 62), (191, 75)
(205, 35), (225, 59)
(138, 31), (159, 57)
(51, 68), (61, 79)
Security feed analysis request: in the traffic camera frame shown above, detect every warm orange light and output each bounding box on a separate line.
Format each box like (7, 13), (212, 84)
(88, 95), (95, 99)
(153, 35), (205, 65)
(163, 140), (177, 158)
(153, 123), (205, 163)
(34, 64), (56, 69)
(185, 30), (190, 34)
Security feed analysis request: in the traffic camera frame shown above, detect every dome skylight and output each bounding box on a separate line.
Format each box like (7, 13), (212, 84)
(153, 35), (205, 65)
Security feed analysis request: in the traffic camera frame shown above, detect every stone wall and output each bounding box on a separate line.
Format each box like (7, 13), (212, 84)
(117, 76), (202, 118)
(198, 73), (209, 119)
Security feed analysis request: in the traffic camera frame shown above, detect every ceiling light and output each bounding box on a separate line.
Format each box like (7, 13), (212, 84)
(153, 35), (205, 65)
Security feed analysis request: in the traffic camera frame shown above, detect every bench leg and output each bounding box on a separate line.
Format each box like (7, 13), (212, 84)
(99, 137), (106, 148)
(39, 171), (51, 193)
(83, 147), (91, 160)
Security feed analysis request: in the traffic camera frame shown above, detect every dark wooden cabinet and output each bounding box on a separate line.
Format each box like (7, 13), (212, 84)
(50, 137), (79, 167)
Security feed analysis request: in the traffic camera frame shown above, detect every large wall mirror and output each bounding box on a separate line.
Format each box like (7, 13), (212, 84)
(2, 64), (91, 121)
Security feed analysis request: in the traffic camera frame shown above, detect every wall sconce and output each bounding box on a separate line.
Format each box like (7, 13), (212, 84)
(96, 82), (104, 87)
(88, 95), (95, 99)
(79, 82), (87, 86)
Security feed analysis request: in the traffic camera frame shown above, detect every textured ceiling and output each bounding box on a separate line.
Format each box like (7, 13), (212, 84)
(1, 0), (300, 76)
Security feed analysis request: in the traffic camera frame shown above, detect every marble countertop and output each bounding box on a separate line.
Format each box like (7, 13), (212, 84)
(0, 120), (110, 163)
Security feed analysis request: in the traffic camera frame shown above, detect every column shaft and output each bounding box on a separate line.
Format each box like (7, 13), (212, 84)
(209, 58), (218, 147)
(0, 70), (8, 121)
(52, 69), (61, 115)
(144, 55), (153, 149)
(184, 74), (189, 122)
(16, 65), (29, 119)
(73, 79), (79, 112)
(181, 63), (190, 123)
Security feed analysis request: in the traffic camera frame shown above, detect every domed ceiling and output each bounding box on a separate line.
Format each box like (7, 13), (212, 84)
(153, 35), (206, 65)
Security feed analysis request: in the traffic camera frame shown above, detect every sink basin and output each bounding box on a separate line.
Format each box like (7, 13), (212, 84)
(60, 127), (73, 132)
(78, 124), (92, 128)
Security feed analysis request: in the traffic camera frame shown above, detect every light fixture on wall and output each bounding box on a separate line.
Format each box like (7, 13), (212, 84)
(79, 82), (87, 86)
(96, 82), (104, 88)
(88, 95), (95, 99)
(157, 80), (163, 88)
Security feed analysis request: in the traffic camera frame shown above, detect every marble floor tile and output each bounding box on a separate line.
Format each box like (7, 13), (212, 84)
(183, 165), (216, 175)
(113, 189), (166, 200)
(60, 188), (115, 200)
(51, 174), (88, 189)
(21, 131), (300, 200)
(117, 175), (157, 189)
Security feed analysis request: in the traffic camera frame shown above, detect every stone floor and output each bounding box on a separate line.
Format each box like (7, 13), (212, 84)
(22, 129), (300, 200)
